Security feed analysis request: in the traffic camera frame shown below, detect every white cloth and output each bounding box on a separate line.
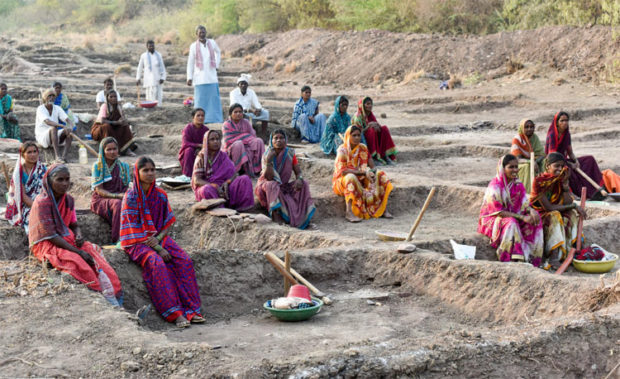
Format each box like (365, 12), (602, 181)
(229, 88), (262, 111)
(136, 51), (167, 87)
(96, 90), (122, 105)
(35, 104), (68, 148)
(186, 39), (221, 85)
(145, 84), (163, 104)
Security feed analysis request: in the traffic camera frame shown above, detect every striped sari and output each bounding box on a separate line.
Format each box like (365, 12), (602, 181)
(222, 118), (265, 176)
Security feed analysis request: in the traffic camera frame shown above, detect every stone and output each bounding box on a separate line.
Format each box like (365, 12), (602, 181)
(397, 243), (417, 253)
(121, 361), (141, 372)
(132, 347), (142, 355)
(207, 207), (237, 217)
(254, 214), (272, 224)
(192, 198), (225, 211)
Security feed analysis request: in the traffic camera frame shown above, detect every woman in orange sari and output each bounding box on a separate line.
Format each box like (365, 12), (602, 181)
(333, 126), (393, 222)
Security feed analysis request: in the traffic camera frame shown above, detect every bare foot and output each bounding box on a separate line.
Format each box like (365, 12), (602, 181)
(175, 315), (190, 328)
(382, 210), (393, 219)
(190, 315), (206, 324)
(346, 211), (362, 223)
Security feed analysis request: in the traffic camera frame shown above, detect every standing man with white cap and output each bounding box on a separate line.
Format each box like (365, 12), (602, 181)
(229, 73), (270, 136)
(136, 40), (167, 106)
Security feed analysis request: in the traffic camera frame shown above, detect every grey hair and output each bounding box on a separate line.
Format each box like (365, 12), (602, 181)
(195, 25), (206, 34)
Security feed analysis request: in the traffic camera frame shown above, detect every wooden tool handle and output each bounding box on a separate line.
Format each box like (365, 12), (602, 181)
(556, 187), (587, 275)
(267, 252), (332, 304)
(68, 132), (98, 157)
(575, 167), (608, 196)
(1, 161), (11, 187)
(284, 251), (291, 296)
(406, 187), (436, 241)
(530, 152), (535, 186)
(264, 252), (298, 286)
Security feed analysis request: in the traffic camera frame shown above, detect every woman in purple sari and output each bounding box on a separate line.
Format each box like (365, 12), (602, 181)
(178, 108), (208, 177)
(91, 137), (132, 242)
(192, 130), (254, 211)
(223, 103), (265, 177)
(255, 129), (315, 229)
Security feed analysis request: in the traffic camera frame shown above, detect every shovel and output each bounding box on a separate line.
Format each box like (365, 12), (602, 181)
(375, 187), (436, 242)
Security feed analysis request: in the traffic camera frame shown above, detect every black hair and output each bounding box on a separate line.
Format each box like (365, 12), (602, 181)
(301, 85), (311, 93)
(191, 107), (205, 117)
(105, 89), (118, 100)
(363, 97), (373, 105)
(146, 40), (154, 46)
(228, 103), (243, 116)
(20, 141), (39, 157)
(52, 81), (62, 88)
(104, 77), (114, 85)
(136, 156), (155, 170)
(545, 152), (566, 166)
(0, 83), (6, 89)
(272, 128), (287, 138)
(502, 154), (518, 167)
(556, 111), (569, 121)
(339, 96), (349, 105)
(350, 125), (362, 134)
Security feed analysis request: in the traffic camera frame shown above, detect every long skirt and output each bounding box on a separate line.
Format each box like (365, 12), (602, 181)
(333, 171), (393, 219)
(126, 236), (202, 322)
(194, 83), (223, 123)
(541, 210), (580, 259)
(228, 139), (265, 176)
(194, 175), (254, 211)
(294, 113), (326, 143)
(569, 156), (603, 199)
(255, 179), (316, 229)
(91, 122), (135, 153)
(32, 236), (122, 297)
(484, 215), (544, 267)
(179, 146), (199, 177)
(364, 125), (397, 162)
(91, 193), (123, 242)
(1, 118), (20, 140)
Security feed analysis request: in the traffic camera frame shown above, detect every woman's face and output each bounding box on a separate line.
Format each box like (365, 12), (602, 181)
(557, 115), (569, 133)
(301, 89), (311, 102)
(363, 100), (372, 113)
(54, 85), (62, 96)
(547, 160), (565, 176)
(23, 146), (39, 164)
(50, 171), (71, 197)
(504, 159), (519, 180)
(272, 133), (286, 149)
(107, 92), (118, 105)
(231, 107), (244, 122)
(193, 110), (205, 126)
(350, 130), (362, 147)
(339, 100), (348, 115)
(104, 142), (119, 161)
(138, 162), (156, 185)
(207, 132), (221, 151)
(524, 121), (535, 137)
(0, 85), (7, 98)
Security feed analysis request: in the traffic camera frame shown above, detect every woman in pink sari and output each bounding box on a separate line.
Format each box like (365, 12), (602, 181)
(222, 103), (265, 177)
(192, 130), (254, 211)
(178, 108), (208, 177)
(478, 154), (544, 267)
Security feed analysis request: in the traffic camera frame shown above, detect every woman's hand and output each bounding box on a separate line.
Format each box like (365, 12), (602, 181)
(156, 247), (172, 262)
(294, 177), (303, 191)
(575, 205), (587, 220)
(76, 250), (95, 267)
(366, 169), (376, 181)
(266, 149), (277, 161)
(74, 232), (84, 247)
(528, 209), (540, 225)
(369, 121), (381, 133)
(144, 236), (159, 248)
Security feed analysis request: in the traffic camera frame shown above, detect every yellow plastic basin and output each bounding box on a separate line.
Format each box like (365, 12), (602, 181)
(572, 253), (618, 273)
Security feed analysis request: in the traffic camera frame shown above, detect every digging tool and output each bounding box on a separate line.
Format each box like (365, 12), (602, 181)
(530, 152), (535, 188)
(556, 187), (587, 275)
(375, 187), (437, 242)
(58, 124), (98, 157)
(265, 252), (333, 305)
(1, 161), (11, 189)
(284, 251), (291, 296)
(264, 252), (298, 286)
(136, 84), (141, 104)
(575, 167), (608, 198)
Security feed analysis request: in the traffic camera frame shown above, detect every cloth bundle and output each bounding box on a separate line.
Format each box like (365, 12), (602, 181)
(575, 245), (605, 261)
(266, 297), (313, 309)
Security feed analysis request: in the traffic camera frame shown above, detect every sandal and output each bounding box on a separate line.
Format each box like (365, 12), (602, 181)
(191, 315), (206, 324)
(175, 316), (190, 328)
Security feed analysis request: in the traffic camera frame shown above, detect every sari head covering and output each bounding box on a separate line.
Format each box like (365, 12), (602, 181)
(91, 137), (132, 189)
(119, 159), (175, 248)
(28, 164), (73, 247)
(511, 119), (544, 158)
(329, 96), (351, 133)
(103, 90), (124, 119)
(530, 152), (570, 210)
(480, 155), (521, 215)
(262, 130), (295, 184)
(191, 130), (233, 190)
(351, 96), (373, 129)
(332, 126), (368, 183)
(545, 111), (571, 155)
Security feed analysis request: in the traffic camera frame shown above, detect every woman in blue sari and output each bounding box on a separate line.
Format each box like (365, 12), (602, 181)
(53, 82), (77, 126)
(320, 96), (350, 155)
(291, 85), (326, 144)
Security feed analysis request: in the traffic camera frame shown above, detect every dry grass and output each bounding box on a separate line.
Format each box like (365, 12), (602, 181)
(373, 73), (382, 83)
(506, 57), (524, 74)
(243, 54), (253, 62)
(447, 73), (462, 89)
(284, 61), (298, 73)
(81, 35), (95, 51)
(283, 48), (294, 58)
(402, 69), (425, 85)
(583, 271), (619, 312)
(1, 259), (75, 299)
(251, 55), (267, 70)
(114, 64), (132, 76)
(553, 77), (567, 86)
(157, 30), (178, 45)
(274, 60), (284, 72)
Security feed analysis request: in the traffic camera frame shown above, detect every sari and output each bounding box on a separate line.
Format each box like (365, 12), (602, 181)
(530, 167), (580, 259)
(53, 92), (76, 126)
(5, 150), (47, 233)
(510, 119), (545, 193)
(192, 130), (254, 211)
(351, 97), (397, 163)
(222, 118), (265, 176)
(291, 97), (327, 143)
(178, 122), (208, 177)
(91, 102), (136, 153)
(0, 93), (20, 140)
(120, 164), (202, 322)
(255, 133), (316, 229)
(29, 164), (121, 296)
(320, 96), (351, 155)
(332, 126), (393, 220)
(545, 112), (603, 199)
(91, 137), (132, 242)
(478, 157), (544, 266)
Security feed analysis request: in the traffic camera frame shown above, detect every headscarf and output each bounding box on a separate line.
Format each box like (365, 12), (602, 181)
(191, 130), (232, 190)
(351, 96), (377, 130)
(327, 96), (351, 134)
(194, 26), (216, 70)
(237, 73), (251, 84)
(104, 90), (123, 119)
(91, 137), (132, 189)
(261, 131), (295, 184)
(332, 126), (369, 183)
(5, 143), (47, 227)
(530, 153), (570, 211)
(545, 111), (571, 155)
(511, 119), (544, 159)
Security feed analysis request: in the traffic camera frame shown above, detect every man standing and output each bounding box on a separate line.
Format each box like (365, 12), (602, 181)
(136, 40), (166, 106)
(186, 25), (223, 123)
(229, 73), (269, 135)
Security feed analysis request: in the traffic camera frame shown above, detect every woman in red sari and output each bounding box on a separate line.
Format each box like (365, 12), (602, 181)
(351, 96), (397, 165)
(29, 164), (122, 303)
(120, 156), (203, 328)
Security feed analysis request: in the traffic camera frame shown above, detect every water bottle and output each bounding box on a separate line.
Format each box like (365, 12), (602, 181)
(78, 145), (88, 164)
(98, 268), (120, 307)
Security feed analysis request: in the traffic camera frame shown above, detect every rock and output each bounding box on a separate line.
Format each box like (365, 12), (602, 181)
(254, 214), (272, 224)
(121, 361), (141, 372)
(132, 347), (142, 355)
(397, 243), (416, 254)
(380, 113), (387, 118)
(207, 207), (237, 217)
(192, 198), (225, 211)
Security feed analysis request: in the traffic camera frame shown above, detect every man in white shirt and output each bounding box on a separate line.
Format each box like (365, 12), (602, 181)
(96, 77), (122, 108)
(229, 73), (269, 135)
(136, 40), (166, 106)
(36, 88), (74, 162)
(186, 25), (223, 123)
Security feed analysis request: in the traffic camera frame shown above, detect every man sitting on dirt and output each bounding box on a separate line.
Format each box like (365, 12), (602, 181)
(35, 88), (74, 163)
(96, 77), (122, 109)
(229, 73), (269, 136)
(136, 40), (166, 106)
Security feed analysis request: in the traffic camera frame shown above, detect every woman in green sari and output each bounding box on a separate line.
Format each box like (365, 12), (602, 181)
(0, 83), (20, 140)
(510, 119), (544, 193)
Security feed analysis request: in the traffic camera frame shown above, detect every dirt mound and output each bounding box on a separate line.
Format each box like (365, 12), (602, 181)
(217, 26), (619, 86)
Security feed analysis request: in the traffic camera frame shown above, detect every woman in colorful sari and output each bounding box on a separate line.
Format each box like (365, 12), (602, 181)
(291, 85), (327, 144)
(91, 137), (132, 242)
(192, 130), (254, 211)
(223, 103), (265, 177)
(320, 95), (350, 155)
(120, 156), (204, 328)
(5, 141), (47, 232)
(510, 119), (545, 193)
(478, 154), (544, 267)
(333, 126), (394, 223)
(52, 82), (78, 126)
(255, 129), (316, 229)
(29, 164), (122, 302)
(545, 111), (604, 199)
(0, 82), (20, 140)
(178, 108), (208, 177)
(530, 152), (587, 269)
(351, 97), (397, 165)
(91, 90), (137, 156)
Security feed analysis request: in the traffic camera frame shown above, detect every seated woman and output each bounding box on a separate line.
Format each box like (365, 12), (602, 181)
(91, 90), (137, 156)
(332, 126), (393, 223)
(53, 82), (78, 126)
(351, 97), (397, 165)
(510, 119), (545, 193)
(545, 111), (603, 199)
(91, 137), (132, 242)
(0, 82), (20, 140)
(478, 154), (544, 267)
(530, 152), (587, 269)
(178, 108), (208, 177)
(223, 103), (265, 177)
(192, 130), (254, 211)
(29, 164), (122, 302)
(320, 95), (350, 155)
(255, 129), (316, 229)
(5, 141), (47, 232)
(291, 85), (327, 144)
(120, 156), (203, 328)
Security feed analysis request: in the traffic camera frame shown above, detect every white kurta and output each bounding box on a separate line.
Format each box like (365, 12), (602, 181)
(35, 104), (68, 148)
(136, 51), (167, 104)
(229, 88), (262, 110)
(186, 39), (221, 86)
(96, 90), (122, 106)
